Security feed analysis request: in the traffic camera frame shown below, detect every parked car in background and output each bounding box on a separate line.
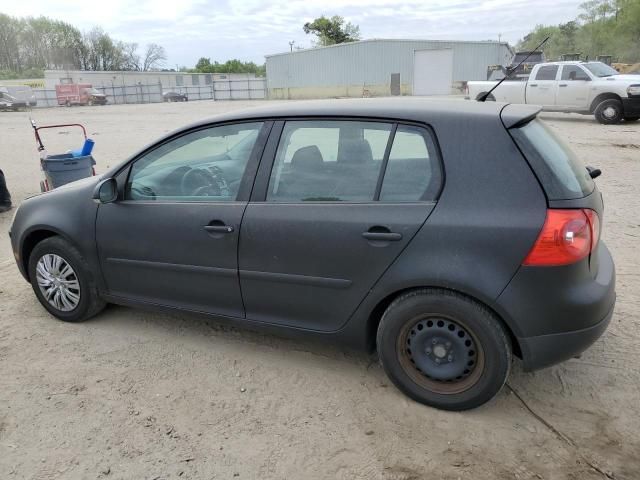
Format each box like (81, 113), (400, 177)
(9, 99), (615, 411)
(163, 91), (188, 102)
(467, 61), (640, 124)
(0, 86), (37, 106)
(0, 91), (27, 111)
(55, 84), (107, 106)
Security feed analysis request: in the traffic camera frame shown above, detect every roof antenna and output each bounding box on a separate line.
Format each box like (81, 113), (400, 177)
(478, 36), (551, 102)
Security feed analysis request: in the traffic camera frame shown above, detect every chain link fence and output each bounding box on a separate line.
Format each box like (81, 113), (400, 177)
(30, 78), (267, 108)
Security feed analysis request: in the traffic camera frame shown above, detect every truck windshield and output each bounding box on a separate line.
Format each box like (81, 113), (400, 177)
(510, 119), (594, 200)
(583, 62), (618, 77)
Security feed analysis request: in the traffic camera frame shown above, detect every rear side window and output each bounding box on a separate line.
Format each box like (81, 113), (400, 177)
(534, 65), (559, 81)
(267, 120), (392, 202)
(510, 119), (594, 200)
(266, 120), (442, 203)
(380, 126), (440, 201)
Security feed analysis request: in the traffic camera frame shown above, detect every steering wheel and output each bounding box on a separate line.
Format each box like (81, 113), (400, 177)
(180, 167), (220, 196)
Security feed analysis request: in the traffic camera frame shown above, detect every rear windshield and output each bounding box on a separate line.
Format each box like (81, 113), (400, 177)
(510, 119), (594, 200)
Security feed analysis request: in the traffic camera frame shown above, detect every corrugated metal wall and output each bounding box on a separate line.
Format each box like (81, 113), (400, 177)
(266, 39), (512, 89)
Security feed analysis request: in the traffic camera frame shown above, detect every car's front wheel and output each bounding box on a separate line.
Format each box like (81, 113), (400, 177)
(377, 289), (511, 411)
(28, 236), (106, 322)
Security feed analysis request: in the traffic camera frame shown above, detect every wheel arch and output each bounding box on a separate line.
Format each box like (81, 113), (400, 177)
(20, 227), (76, 281)
(589, 92), (623, 113)
(365, 286), (522, 359)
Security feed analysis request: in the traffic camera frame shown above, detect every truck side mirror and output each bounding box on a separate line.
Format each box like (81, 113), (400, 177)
(92, 178), (118, 203)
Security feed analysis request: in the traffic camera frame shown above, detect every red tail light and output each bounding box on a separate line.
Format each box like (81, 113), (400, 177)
(523, 209), (600, 266)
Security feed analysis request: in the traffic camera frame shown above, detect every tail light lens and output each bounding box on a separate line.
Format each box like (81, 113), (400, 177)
(523, 209), (600, 266)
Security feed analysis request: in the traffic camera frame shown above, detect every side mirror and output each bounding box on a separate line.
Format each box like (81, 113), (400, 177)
(92, 178), (118, 203)
(587, 166), (601, 179)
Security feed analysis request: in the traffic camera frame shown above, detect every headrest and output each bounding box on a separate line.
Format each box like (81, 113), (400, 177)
(291, 145), (324, 170)
(339, 139), (373, 164)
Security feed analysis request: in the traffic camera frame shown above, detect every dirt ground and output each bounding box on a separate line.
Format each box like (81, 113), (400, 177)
(0, 100), (639, 480)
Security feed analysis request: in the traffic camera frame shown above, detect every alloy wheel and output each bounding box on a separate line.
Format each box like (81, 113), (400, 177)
(36, 254), (81, 312)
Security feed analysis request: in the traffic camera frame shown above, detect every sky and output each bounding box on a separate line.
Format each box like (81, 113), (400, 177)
(4, 0), (583, 67)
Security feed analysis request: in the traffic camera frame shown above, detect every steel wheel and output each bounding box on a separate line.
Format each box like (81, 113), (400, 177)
(397, 314), (485, 395)
(36, 254), (81, 312)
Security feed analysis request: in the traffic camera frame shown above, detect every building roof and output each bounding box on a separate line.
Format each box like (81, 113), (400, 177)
(266, 38), (511, 58)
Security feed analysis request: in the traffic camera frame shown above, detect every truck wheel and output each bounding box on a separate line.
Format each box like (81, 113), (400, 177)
(476, 92), (495, 102)
(376, 289), (511, 411)
(594, 99), (623, 124)
(65, 100), (71, 107)
(624, 116), (639, 123)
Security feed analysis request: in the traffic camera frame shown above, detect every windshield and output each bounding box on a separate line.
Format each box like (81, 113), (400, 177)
(583, 62), (618, 77)
(511, 119), (594, 200)
(86, 88), (101, 95)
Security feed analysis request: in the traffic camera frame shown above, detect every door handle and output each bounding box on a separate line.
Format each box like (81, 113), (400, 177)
(559, 84), (568, 87)
(529, 84), (538, 87)
(204, 222), (234, 233)
(362, 227), (402, 242)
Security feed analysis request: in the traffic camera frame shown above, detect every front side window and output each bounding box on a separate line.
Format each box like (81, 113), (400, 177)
(535, 65), (559, 81)
(126, 122), (263, 201)
(583, 62), (618, 78)
(561, 65), (591, 81)
(267, 121), (392, 202)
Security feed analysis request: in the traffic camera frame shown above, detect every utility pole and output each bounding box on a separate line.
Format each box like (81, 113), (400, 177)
(498, 33), (502, 43)
(289, 41), (295, 52)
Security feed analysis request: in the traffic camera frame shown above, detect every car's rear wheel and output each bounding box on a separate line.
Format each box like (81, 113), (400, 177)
(594, 99), (623, 124)
(377, 289), (511, 411)
(28, 236), (105, 322)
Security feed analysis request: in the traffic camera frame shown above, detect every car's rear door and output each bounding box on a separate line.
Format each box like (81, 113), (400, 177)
(96, 121), (270, 317)
(527, 65), (560, 106)
(238, 119), (443, 331)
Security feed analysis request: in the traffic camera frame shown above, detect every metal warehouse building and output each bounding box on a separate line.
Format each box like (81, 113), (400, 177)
(266, 39), (513, 99)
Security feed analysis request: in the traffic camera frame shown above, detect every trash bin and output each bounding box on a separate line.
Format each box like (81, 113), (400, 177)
(41, 154), (96, 189)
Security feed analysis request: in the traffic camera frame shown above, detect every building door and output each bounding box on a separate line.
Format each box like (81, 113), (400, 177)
(413, 49), (453, 96)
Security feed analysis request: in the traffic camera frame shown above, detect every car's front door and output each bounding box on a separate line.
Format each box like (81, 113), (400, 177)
(556, 64), (593, 110)
(238, 120), (443, 331)
(527, 64), (560, 106)
(96, 121), (270, 317)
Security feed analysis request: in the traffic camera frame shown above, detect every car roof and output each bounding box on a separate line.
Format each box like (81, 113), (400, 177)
(190, 97), (511, 127)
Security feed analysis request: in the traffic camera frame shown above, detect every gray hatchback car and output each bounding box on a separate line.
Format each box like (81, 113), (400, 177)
(9, 99), (615, 410)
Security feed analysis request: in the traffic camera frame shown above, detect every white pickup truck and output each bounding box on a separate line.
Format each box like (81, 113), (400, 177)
(467, 61), (640, 124)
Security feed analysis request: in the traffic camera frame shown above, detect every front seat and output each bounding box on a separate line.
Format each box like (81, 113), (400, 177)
(336, 139), (376, 200)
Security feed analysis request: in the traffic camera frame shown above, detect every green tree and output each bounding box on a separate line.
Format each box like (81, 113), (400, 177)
(0, 12), (168, 74)
(191, 58), (266, 76)
(303, 15), (360, 46)
(517, 0), (640, 63)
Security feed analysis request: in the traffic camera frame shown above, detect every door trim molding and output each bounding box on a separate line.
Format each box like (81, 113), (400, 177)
(105, 257), (237, 277)
(240, 269), (352, 289)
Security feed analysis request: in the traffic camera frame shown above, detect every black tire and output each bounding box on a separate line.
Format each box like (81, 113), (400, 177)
(376, 289), (511, 411)
(624, 116), (639, 123)
(594, 99), (623, 124)
(28, 236), (106, 322)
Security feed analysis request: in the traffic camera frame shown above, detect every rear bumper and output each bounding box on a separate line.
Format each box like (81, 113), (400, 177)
(497, 242), (616, 371)
(622, 97), (640, 117)
(518, 300), (613, 370)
